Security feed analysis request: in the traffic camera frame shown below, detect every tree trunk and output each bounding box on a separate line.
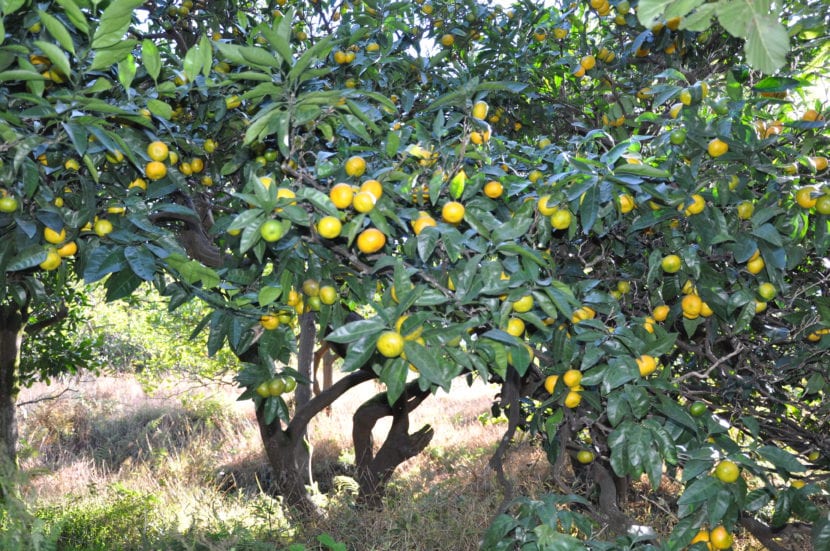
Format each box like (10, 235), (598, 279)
(0, 304), (25, 468)
(353, 380), (433, 507)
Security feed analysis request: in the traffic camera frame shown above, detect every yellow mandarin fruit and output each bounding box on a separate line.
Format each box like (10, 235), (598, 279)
(147, 141), (169, 162)
(562, 369), (582, 388)
(708, 138), (728, 157)
(550, 209), (572, 230)
(353, 191), (377, 213)
(344, 155), (367, 177)
(619, 193), (635, 213)
(564, 390), (582, 408)
(653, 305), (670, 321)
(709, 526), (733, 550)
(681, 294), (703, 319)
(44, 226), (66, 244)
(442, 201), (465, 224)
(330, 182), (354, 209)
(538, 195), (558, 216)
(360, 179), (383, 199)
(316, 216), (342, 239)
(356, 228), (386, 254)
(146, 161), (167, 180)
(747, 256), (765, 275)
(472, 100), (489, 120)
(636, 354), (657, 376)
(484, 180), (504, 199)
(56, 241), (77, 257)
(39, 248), (61, 271)
(544, 375), (559, 394)
(796, 186), (817, 208)
(505, 318), (525, 336)
(377, 331), (405, 358)
(412, 215), (437, 235)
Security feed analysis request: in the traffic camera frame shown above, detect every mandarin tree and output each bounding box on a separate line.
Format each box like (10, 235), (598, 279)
(1, 0), (829, 547)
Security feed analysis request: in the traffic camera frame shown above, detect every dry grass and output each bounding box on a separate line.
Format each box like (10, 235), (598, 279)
(12, 373), (769, 550)
(15, 372), (525, 549)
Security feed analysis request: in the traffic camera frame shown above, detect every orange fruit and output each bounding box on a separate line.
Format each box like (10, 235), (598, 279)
(550, 209), (572, 230)
(317, 216), (342, 239)
(709, 526), (733, 550)
(736, 201), (754, 219)
(412, 214), (437, 235)
(810, 156), (828, 171)
(353, 190), (377, 213)
(652, 305), (670, 321)
(344, 155), (367, 177)
(795, 186), (817, 209)
(356, 228), (386, 254)
(472, 100), (489, 120)
(440, 34), (454, 47)
(330, 183), (354, 209)
(562, 369), (582, 388)
(817, 195), (830, 215)
(190, 157), (204, 173)
(714, 459), (740, 483)
(747, 256), (765, 274)
(683, 194), (705, 215)
(690, 529), (710, 544)
(56, 241), (77, 257)
(94, 219), (113, 237)
(544, 375), (559, 394)
(512, 295), (534, 313)
(360, 179), (383, 199)
(681, 294), (703, 319)
(580, 55), (596, 70)
(145, 161), (167, 180)
(505, 318), (525, 336)
(147, 141), (169, 162)
(377, 331), (405, 358)
(576, 450), (594, 464)
(636, 354), (657, 376)
(260, 314), (280, 330)
(44, 226), (66, 244)
(442, 201), (465, 224)
(39, 248), (61, 271)
(564, 390), (582, 408)
(619, 194), (635, 213)
(319, 285), (338, 305)
(707, 138), (728, 157)
(537, 195), (558, 216)
(484, 181), (503, 198)
(661, 254), (682, 273)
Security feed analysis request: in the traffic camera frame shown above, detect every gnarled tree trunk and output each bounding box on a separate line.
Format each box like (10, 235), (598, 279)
(0, 304), (25, 468)
(353, 380), (434, 507)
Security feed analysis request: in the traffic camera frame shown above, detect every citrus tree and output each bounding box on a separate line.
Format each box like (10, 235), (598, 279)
(1, 0), (829, 548)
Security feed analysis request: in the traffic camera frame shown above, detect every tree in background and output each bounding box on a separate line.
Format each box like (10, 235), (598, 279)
(0, 0), (828, 547)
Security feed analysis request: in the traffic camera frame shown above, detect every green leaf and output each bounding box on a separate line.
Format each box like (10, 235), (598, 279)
(123, 245), (156, 281)
(744, 13), (788, 74)
(258, 286), (282, 307)
(326, 318), (386, 344)
(183, 43), (203, 81)
(55, 0), (90, 34)
(7, 247), (47, 272)
(0, 70), (46, 82)
(758, 445), (806, 473)
(90, 40), (138, 70)
(813, 513), (830, 551)
(105, 269), (143, 301)
(37, 10), (75, 54)
(91, 0), (144, 49)
(141, 39), (160, 81)
(32, 40), (71, 81)
(239, 45), (281, 69)
(117, 53), (136, 90)
(146, 99), (173, 120)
